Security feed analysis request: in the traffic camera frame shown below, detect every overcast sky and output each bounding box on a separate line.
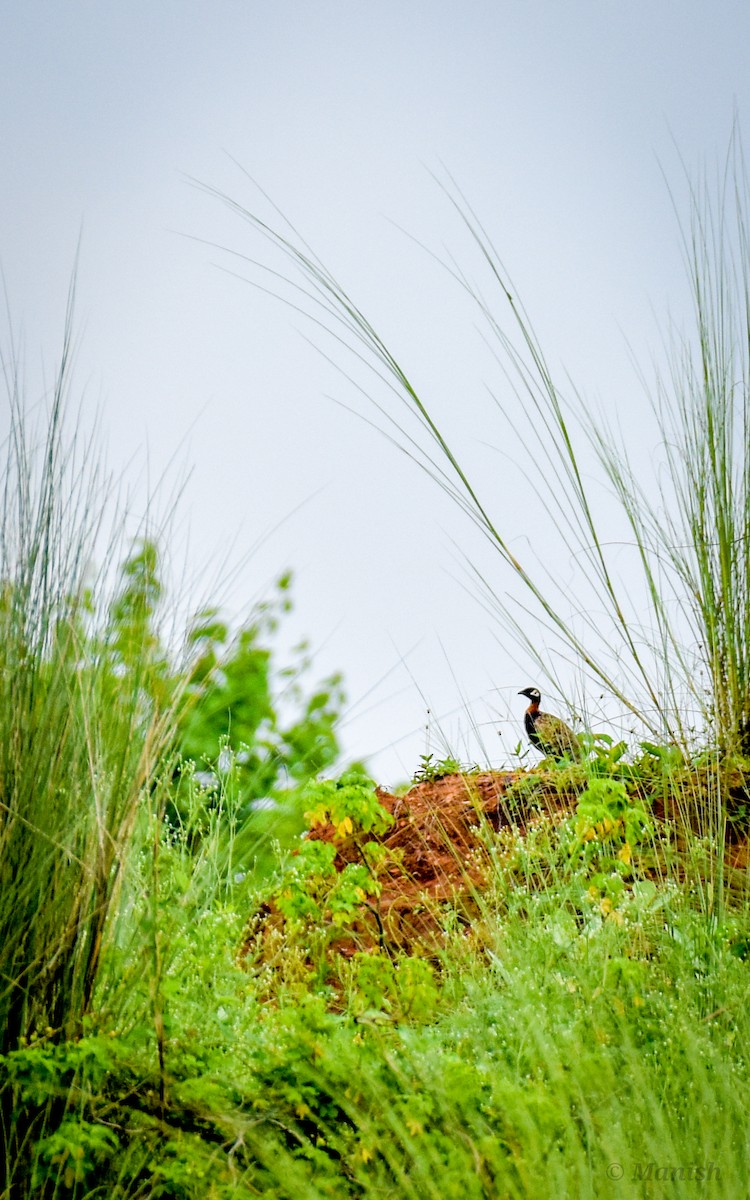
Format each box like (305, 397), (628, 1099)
(3, 3), (750, 783)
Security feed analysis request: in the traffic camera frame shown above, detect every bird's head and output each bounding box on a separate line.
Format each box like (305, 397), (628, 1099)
(518, 687), (541, 704)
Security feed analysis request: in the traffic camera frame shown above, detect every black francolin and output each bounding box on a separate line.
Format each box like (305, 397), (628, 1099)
(518, 687), (581, 759)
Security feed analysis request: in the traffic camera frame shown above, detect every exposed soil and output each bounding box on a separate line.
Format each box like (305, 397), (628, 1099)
(312, 773), (511, 941)
(242, 771), (582, 958)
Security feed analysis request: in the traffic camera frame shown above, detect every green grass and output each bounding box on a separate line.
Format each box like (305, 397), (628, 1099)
(5, 809), (750, 1198)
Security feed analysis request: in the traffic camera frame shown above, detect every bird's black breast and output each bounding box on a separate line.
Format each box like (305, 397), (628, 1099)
(524, 710), (543, 749)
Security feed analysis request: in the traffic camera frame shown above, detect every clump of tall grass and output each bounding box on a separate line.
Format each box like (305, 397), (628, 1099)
(201, 139), (750, 780)
(0, 303), (184, 1187)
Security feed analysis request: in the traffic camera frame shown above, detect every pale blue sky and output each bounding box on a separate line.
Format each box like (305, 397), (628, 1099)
(3, 3), (749, 780)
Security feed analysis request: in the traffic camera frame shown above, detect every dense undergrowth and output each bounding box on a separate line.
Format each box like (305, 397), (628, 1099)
(4, 791), (750, 1199)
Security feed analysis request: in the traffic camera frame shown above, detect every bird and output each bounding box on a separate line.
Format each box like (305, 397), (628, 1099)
(518, 687), (581, 759)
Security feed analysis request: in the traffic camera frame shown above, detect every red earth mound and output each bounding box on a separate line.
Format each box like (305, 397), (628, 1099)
(303, 770), (576, 949)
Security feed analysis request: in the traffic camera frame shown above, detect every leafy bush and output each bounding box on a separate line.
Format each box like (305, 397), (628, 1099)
(175, 573), (344, 821)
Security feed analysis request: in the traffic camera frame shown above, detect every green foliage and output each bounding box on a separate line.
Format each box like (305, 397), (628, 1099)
(302, 769), (393, 840)
(33, 1119), (120, 1192)
(106, 539), (165, 677)
(577, 731), (628, 773)
(1, 1036), (118, 1106)
(412, 753), (466, 782)
(88, 541), (346, 874)
(262, 771), (394, 951)
(274, 839), (339, 924)
(172, 574), (345, 844)
(347, 952), (440, 1022)
(571, 777), (653, 863)
(265, 844), (385, 976)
